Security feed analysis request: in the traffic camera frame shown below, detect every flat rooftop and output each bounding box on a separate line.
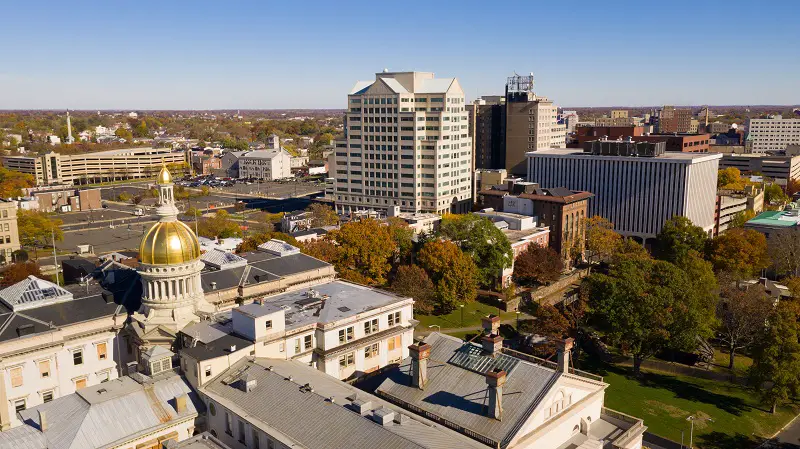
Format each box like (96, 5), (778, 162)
(746, 210), (800, 228)
(526, 148), (722, 162)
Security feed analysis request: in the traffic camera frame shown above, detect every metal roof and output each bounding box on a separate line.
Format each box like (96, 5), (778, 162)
(379, 78), (409, 94)
(202, 358), (486, 449)
(201, 249), (248, 270)
(0, 276), (74, 311)
(257, 239), (300, 257)
(15, 374), (199, 449)
(375, 333), (560, 447)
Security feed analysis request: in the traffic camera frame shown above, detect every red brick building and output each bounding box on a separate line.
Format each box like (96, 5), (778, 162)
(573, 125), (709, 152)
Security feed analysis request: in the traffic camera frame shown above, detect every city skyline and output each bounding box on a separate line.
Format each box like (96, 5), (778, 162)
(2, 0), (799, 109)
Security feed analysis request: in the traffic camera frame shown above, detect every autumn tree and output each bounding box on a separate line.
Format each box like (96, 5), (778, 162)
(387, 217), (414, 264)
(17, 210), (63, 255)
(728, 209), (756, 228)
(115, 128), (133, 141)
(586, 256), (717, 375)
(787, 179), (800, 197)
(718, 167), (744, 189)
(512, 245), (563, 286)
(438, 214), (512, 288)
(748, 301), (800, 413)
(326, 219), (394, 285)
(610, 238), (651, 266)
(522, 304), (571, 357)
(197, 210), (242, 239)
(0, 262), (42, 287)
(417, 240), (478, 313)
(235, 232), (298, 253)
(717, 275), (773, 370)
(655, 216), (709, 263)
(306, 203), (339, 228)
(299, 239), (341, 264)
(391, 265), (436, 314)
(584, 215), (622, 267)
(708, 228), (769, 277)
(0, 166), (35, 197)
(765, 183), (789, 206)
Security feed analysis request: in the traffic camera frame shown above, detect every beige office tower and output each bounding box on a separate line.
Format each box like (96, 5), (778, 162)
(504, 74), (564, 176)
(332, 71), (473, 215)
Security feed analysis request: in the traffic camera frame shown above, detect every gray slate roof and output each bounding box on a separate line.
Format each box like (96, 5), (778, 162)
(375, 333), (560, 447)
(12, 374), (199, 449)
(202, 358), (485, 449)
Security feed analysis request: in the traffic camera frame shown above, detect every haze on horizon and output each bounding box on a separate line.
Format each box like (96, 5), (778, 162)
(2, 0), (798, 110)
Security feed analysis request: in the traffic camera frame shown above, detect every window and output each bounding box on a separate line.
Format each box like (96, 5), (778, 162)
(364, 319), (379, 336)
(37, 360), (50, 378)
(364, 343), (379, 359)
(267, 439), (275, 449)
(304, 335), (313, 351)
(42, 390), (54, 403)
(238, 420), (246, 443)
(388, 311), (401, 326)
(339, 352), (355, 368)
(97, 371), (110, 383)
(13, 399), (25, 413)
(388, 335), (402, 351)
(9, 367), (22, 388)
(73, 349), (83, 366)
(338, 326), (354, 344)
(253, 428), (260, 449)
(294, 338), (301, 353)
(75, 378), (87, 390)
(205, 366), (212, 377)
(225, 412), (233, 436)
(96, 343), (107, 360)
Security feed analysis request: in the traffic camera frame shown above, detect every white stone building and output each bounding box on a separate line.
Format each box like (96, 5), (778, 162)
(746, 116), (800, 153)
(237, 149), (292, 180)
(333, 71), (473, 215)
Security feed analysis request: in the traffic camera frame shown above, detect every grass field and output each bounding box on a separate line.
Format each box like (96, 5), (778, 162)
(710, 348), (754, 377)
(415, 300), (519, 331)
(582, 359), (798, 449)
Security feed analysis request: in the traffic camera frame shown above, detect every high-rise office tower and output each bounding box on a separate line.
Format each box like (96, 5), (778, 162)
(332, 71), (473, 215)
(504, 74), (564, 176)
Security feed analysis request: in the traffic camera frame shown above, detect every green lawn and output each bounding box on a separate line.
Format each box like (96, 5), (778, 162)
(583, 360), (798, 449)
(710, 348), (753, 377)
(415, 300), (519, 331)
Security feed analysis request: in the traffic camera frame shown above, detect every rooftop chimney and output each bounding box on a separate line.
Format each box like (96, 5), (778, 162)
(38, 410), (47, 432)
(557, 338), (575, 373)
(481, 315), (500, 335)
(481, 334), (503, 356)
(485, 368), (507, 420)
(409, 342), (431, 389)
(175, 394), (188, 413)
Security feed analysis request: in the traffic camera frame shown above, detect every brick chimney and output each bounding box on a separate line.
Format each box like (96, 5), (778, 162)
(409, 342), (431, 389)
(481, 314), (500, 335)
(485, 368), (506, 420)
(557, 338), (574, 373)
(481, 334), (503, 356)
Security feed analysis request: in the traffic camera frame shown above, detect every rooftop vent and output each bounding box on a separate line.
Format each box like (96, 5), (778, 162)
(351, 399), (373, 416)
(394, 413), (410, 425)
(300, 383), (314, 393)
(16, 324), (35, 337)
(210, 281), (217, 290)
(371, 407), (396, 426)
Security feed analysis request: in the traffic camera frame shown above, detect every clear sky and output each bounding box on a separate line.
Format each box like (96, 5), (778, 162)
(2, 0), (799, 109)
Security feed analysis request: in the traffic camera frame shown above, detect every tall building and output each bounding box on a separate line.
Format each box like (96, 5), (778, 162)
(332, 71), (473, 215)
(527, 142), (721, 244)
(505, 74), (565, 176)
(745, 116), (800, 153)
(466, 96), (506, 170)
(658, 106), (693, 133)
(0, 199), (20, 263)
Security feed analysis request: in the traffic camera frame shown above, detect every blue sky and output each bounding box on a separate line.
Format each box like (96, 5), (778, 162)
(2, 0), (799, 109)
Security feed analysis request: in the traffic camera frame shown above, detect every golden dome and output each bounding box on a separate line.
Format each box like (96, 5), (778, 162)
(156, 165), (173, 185)
(139, 220), (200, 265)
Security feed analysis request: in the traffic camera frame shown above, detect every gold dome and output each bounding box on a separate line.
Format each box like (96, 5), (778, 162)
(156, 165), (173, 185)
(139, 220), (200, 265)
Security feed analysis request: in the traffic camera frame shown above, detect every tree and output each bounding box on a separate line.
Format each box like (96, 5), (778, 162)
(197, 210), (242, 239)
(115, 128), (133, 141)
(306, 203), (339, 228)
(748, 301), (800, 413)
(326, 219), (394, 285)
(610, 238), (651, 266)
(299, 239), (341, 264)
(765, 183), (789, 206)
(512, 245), (563, 286)
(717, 275), (773, 370)
(655, 216), (709, 263)
(391, 265), (436, 314)
(718, 167), (744, 190)
(787, 179), (800, 197)
(387, 217), (414, 264)
(418, 240), (478, 313)
(0, 262), (42, 287)
(17, 210), (63, 255)
(584, 215), (621, 267)
(131, 195), (143, 205)
(200, 186), (210, 197)
(728, 210), (756, 228)
(0, 167), (35, 197)
(521, 304), (572, 357)
(236, 231), (298, 253)
(708, 228), (769, 277)
(769, 229), (800, 277)
(586, 257), (716, 375)
(438, 214), (512, 288)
